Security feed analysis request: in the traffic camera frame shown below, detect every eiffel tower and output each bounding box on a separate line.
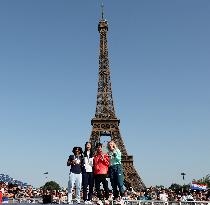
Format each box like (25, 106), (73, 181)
(89, 6), (145, 191)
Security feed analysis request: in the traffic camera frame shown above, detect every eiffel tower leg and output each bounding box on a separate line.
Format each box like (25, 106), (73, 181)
(122, 158), (146, 191)
(89, 121), (145, 191)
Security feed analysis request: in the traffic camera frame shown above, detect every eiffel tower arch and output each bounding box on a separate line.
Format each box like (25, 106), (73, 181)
(88, 9), (146, 191)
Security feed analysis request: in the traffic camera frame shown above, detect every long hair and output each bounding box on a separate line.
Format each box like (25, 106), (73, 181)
(83, 142), (94, 158)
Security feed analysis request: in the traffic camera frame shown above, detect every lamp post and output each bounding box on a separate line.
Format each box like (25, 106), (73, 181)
(43, 172), (48, 184)
(181, 172), (186, 192)
(181, 172), (186, 181)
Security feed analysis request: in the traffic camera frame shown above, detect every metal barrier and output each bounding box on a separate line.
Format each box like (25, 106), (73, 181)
(6, 199), (210, 204)
(111, 201), (210, 205)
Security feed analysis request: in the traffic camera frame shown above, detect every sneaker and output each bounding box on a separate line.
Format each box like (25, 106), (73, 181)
(76, 200), (81, 204)
(68, 201), (74, 204)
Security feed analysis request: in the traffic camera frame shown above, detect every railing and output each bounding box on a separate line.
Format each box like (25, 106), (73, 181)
(8, 197), (43, 203)
(6, 199), (210, 204)
(110, 201), (210, 205)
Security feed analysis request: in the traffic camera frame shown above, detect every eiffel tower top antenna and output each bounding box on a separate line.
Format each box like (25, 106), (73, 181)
(101, 1), (104, 19)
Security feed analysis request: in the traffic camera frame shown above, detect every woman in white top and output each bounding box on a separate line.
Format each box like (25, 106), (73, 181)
(82, 142), (94, 204)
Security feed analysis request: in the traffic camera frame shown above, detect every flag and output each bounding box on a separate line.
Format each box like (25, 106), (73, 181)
(43, 172), (48, 174)
(191, 182), (207, 190)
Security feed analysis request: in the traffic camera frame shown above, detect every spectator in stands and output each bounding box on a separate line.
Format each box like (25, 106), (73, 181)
(137, 191), (148, 200)
(0, 184), (2, 204)
(159, 189), (168, 202)
(93, 142), (110, 205)
(2, 191), (9, 204)
(180, 192), (188, 202)
(148, 188), (157, 200)
(207, 190), (210, 201)
(82, 142), (94, 204)
(107, 140), (125, 200)
(121, 190), (129, 200)
(67, 146), (83, 204)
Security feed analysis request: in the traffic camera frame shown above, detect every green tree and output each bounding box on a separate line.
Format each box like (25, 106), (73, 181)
(169, 183), (182, 191)
(169, 183), (190, 192)
(155, 185), (165, 189)
(42, 181), (61, 191)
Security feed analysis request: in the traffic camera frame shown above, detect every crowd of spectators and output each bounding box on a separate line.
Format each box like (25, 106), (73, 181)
(0, 182), (210, 204)
(124, 186), (210, 202)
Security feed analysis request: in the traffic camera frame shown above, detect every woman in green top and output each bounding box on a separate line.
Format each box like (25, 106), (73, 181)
(107, 140), (125, 200)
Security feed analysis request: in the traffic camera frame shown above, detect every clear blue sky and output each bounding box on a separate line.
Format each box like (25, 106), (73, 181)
(0, 0), (210, 188)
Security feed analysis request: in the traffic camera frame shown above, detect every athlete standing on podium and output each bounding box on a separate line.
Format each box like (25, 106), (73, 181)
(67, 146), (83, 204)
(82, 142), (94, 204)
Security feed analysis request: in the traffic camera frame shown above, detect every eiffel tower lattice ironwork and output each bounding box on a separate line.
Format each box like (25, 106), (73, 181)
(89, 12), (145, 191)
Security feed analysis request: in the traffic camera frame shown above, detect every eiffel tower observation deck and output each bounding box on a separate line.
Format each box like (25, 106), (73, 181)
(89, 5), (145, 191)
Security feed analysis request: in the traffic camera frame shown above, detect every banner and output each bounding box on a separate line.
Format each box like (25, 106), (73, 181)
(191, 182), (207, 190)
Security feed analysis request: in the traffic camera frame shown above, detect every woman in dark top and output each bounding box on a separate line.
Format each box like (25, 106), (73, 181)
(67, 146), (83, 204)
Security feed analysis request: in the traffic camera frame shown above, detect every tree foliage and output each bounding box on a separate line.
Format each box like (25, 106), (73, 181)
(155, 185), (165, 189)
(169, 183), (182, 191)
(42, 181), (61, 191)
(169, 183), (190, 192)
